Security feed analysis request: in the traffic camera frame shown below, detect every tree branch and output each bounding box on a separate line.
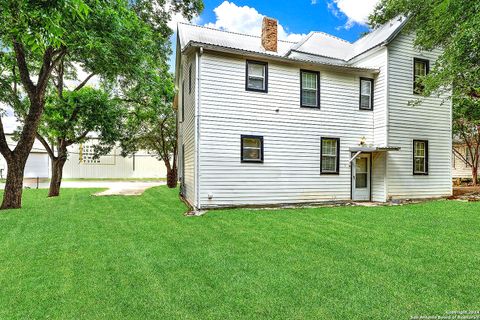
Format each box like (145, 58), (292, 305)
(37, 46), (67, 95)
(12, 40), (36, 98)
(66, 129), (90, 145)
(0, 117), (12, 160)
(36, 133), (55, 159)
(74, 73), (95, 91)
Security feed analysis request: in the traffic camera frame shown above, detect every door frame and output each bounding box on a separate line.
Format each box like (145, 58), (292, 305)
(350, 152), (372, 201)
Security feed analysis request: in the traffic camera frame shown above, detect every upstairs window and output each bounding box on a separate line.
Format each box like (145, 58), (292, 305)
(241, 135), (263, 163)
(246, 60), (268, 92)
(321, 137), (340, 174)
(359, 78), (374, 110)
(413, 58), (429, 94)
(300, 70), (320, 108)
(413, 140), (428, 175)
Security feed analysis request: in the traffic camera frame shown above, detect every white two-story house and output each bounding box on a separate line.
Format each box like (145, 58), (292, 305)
(175, 16), (452, 209)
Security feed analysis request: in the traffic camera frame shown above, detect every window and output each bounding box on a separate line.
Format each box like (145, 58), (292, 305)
(188, 64), (192, 94)
(413, 140), (428, 175)
(246, 60), (268, 92)
(79, 144), (116, 165)
(181, 80), (185, 122)
(359, 78), (374, 110)
(241, 135), (263, 162)
(413, 58), (429, 94)
(80, 144), (100, 164)
(321, 137), (340, 174)
(301, 70), (320, 108)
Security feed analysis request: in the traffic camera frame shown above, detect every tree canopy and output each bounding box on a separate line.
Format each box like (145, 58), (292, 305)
(0, 0), (204, 207)
(118, 67), (178, 187)
(370, 0), (480, 100)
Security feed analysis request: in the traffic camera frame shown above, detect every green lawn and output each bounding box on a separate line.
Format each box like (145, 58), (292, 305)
(0, 187), (479, 319)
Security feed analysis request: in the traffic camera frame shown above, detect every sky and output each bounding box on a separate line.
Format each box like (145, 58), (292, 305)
(168, 0), (380, 69)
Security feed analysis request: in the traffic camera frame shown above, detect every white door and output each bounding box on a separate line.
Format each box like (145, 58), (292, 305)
(352, 154), (371, 201)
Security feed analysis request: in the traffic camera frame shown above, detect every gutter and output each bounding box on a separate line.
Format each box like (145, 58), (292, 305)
(182, 41), (379, 74)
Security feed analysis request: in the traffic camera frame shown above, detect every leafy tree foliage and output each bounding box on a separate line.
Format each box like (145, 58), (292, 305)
(38, 87), (124, 196)
(0, 0), (203, 207)
(0, 0), (151, 208)
(452, 96), (480, 185)
(119, 67), (178, 188)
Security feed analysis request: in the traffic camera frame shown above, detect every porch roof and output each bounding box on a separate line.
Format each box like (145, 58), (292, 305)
(349, 146), (401, 152)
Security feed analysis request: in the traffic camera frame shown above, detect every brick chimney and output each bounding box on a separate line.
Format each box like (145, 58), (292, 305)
(261, 17), (278, 52)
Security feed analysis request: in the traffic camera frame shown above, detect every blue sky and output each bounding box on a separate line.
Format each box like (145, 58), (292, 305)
(168, 0), (379, 70)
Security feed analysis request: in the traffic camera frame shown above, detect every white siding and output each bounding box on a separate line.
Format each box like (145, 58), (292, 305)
(24, 153), (50, 178)
(452, 144), (473, 179)
(351, 48), (388, 146)
(352, 48), (389, 202)
(197, 52), (380, 208)
(386, 32), (452, 199)
(178, 52), (197, 206)
(62, 147), (166, 179)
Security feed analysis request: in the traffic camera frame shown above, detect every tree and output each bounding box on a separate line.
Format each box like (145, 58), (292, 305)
(37, 87), (123, 197)
(1, 0), (202, 208)
(119, 68), (178, 188)
(0, 0), (152, 209)
(370, 0), (479, 99)
(452, 94), (480, 185)
(370, 0), (480, 182)
(0, 0), (87, 208)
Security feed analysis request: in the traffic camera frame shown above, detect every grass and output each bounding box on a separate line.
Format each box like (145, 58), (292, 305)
(0, 187), (479, 319)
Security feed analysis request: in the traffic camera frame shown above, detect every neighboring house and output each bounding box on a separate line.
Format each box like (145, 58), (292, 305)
(175, 16), (452, 209)
(0, 134), (167, 179)
(452, 142), (474, 179)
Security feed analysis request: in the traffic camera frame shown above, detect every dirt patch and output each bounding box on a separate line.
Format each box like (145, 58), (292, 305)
(450, 186), (480, 201)
(453, 186), (480, 196)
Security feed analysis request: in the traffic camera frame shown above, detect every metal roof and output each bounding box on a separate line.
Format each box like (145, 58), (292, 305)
(349, 146), (402, 152)
(177, 23), (295, 57)
(177, 16), (407, 67)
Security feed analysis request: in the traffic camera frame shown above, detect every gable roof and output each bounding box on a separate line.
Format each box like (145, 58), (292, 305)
(177, 16), (407, 72)
(286, 16), (407, 62)
(177, 23), (295, 57)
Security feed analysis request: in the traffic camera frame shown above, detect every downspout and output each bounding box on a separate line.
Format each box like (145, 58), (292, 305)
(195, 47), (203, 209)
(384, 46), (390, 201)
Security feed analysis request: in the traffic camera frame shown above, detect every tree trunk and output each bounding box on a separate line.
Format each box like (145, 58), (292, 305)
(1, 158), (26, 209)
(472, 166), (478, 186)
(48, 157), (67, 197)
(166, 167), (178, 188)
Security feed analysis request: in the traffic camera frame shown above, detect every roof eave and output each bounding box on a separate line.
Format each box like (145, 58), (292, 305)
(182, 41), (379, 74)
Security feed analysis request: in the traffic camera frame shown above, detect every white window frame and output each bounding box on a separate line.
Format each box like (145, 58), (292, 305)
(321, 137), (340, 174)
(300, 70), (319, 108)
(413, 140), (428, 175)
(246, 60), (268, 92)
(359, 78), (373, 110)
(241, 135), (264, 163)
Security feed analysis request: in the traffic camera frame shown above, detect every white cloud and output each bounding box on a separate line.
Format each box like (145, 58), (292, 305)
(204, 1), (306, 42)
(328, 0), (379, 29)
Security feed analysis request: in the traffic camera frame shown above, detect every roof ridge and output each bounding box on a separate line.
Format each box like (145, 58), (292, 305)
(312, 31), (352, 44)
(178, 22), (298, 44)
